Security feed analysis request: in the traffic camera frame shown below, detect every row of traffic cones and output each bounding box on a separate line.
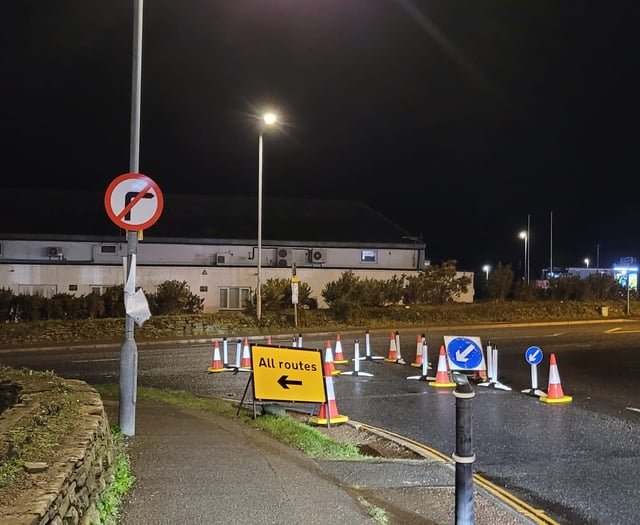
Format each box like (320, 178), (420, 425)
(207, 337), (253, 373)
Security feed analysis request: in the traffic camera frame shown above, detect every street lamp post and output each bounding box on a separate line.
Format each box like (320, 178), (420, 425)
(256, 112), (277, 323)
(584, 258), (590, 268)
(519, 231), (528, 284)
(482, 265), (491, 280)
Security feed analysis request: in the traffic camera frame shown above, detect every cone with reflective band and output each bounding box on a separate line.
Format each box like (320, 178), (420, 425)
(411, 334), (424, 367)
(309, 372), (348, 426)
(324, 340), (340, 376)
(384, 332), (398, 362)
(266, 335), (272, 345)
(540, 353), (572, 403)
(333, 333), (348, 364)
(428, 345), (456, 387)
(240, 337), (252, 369)
(207, 341), (225, 373)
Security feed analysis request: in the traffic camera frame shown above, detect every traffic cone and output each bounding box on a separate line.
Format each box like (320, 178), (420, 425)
(540, 353), (572, 403)
(207, 341), (225, 373)
(240, 337), (252, 369)
(333, 333), (348, 364)
(309, 370), (348, 426)
(411, 334), (424, 367)
(266, 335), (272, 345)
(428, 345), (456, 387)
(384, 332), (398, 362)
(324, 340), (340, 376)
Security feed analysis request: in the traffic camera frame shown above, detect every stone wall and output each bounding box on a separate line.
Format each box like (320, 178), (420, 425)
(0, 381), (114, 525)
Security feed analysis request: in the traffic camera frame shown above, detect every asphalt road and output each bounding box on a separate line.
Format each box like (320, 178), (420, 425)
(2, 319), (639, 524)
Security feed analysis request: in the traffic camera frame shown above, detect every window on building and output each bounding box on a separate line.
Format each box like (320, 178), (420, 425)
(219, 286), (251, 309)
(18, 285), (57, 298)
(361, 249), (377, 263)
(90, 286), (111, 295)
(69, 284), (78, 291)
(200, 286), (208, 293)
(100, 245), (117, 253)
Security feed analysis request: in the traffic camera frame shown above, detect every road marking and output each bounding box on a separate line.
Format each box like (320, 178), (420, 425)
(605, 327), (640, 334)
(626, 407), (640, 413)
(72, 358), (118, 363)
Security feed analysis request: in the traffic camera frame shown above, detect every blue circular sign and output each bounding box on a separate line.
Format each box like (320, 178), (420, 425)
(447, 337), (483, 369)
(525, 346), (543, 365)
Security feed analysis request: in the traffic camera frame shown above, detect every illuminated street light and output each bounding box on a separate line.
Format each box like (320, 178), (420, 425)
(519, 230), (528, 283)
(482, 264), (491, 280)
(256, 112), (278, 323)
(584, 258), (590, 268)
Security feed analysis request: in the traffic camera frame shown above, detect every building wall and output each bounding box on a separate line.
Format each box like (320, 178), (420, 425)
(0, 238), (474, 308)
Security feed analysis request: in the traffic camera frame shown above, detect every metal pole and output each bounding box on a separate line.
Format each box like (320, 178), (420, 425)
(452, 373), (475, 525)
(120, 0), (144, 437)
(257, 133), (263, 322)
(526, 213), (531, 284)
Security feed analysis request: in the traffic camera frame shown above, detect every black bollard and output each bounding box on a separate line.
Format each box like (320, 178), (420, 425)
(452, 372), (476, 525)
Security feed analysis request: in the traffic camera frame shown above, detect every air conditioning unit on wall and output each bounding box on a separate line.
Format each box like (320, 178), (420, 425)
(47, 247), (63, 257)
(215, 253), (231, 266)
(277, 248), (291, 267)
(309, 248), (327, 264)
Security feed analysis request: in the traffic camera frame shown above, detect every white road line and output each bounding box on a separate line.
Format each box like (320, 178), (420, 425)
(605, 327), (640, 334)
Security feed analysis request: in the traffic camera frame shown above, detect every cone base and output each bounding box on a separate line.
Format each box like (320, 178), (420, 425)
(428, 380), (456, 387)
(207, 367), (226, 373)
(540, 394), (573, 403)
(334, 359), (349, 364)
(331, 370), (341, 376)
(410, 361), (422, 368)
(309, 414), (349, 425)
(385, 358), (406, 364)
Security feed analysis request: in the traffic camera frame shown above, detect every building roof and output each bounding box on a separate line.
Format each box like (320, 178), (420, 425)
(0, 188), (422, 247)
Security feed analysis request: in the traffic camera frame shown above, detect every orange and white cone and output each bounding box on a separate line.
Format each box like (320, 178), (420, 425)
(540, 353), (572, 403)
(333, 333), (348, 364)
(309, 370), (348, 426)
(207, 341), (225, 373)
(428, 345), (456, 387)
(384, 332), (398, 362)
(240, 337), (252, 369)
(411, 334), (424, 367)
(324, 340), (340, 376)
(266, 335), (272, 345)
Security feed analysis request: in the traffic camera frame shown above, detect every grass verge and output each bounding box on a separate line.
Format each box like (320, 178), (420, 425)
(97, 426), (135, 525)
(93, 384), (361, 461)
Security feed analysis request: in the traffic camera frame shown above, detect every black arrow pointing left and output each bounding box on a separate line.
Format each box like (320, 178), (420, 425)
(278, 375), (303, 389)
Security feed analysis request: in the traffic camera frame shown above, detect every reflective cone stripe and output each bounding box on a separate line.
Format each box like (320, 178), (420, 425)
(324, 340), (340, 376)
(309, 374), (348, 426)
(207, 341), (225, 373)
(428, 345), (456, 387)
(384, 332), (398, 362)
(334, 333), (348, 364)
(411, 334), (424, 367)
(540, 353), (572, 404)
(240, 338), (252, 369)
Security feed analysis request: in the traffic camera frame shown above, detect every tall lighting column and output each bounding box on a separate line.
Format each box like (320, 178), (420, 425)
(519, 231), (528, 283)
(256, 112), (278, 323)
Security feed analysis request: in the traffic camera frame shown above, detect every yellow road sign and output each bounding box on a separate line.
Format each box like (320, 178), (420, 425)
(251, 345), (326, 403)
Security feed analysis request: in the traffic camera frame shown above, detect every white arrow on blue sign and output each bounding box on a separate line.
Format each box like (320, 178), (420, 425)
(525, 346), (543, 365)
(444, 336), (484, 370)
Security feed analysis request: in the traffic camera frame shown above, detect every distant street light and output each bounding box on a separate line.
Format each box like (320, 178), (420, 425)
(482, 264), (491, 280)
(519, 231), (528, 283)
(584, 258), (590, 268)
(256, 112), (278, 323)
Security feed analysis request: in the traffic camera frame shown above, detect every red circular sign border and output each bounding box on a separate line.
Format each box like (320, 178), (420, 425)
(104, 173), (164, 231)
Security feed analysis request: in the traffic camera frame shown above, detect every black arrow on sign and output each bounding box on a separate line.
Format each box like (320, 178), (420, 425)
(278, 375), (303, 389)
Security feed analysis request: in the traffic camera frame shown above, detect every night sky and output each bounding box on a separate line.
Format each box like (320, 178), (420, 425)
(1, 1), (637, 276)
